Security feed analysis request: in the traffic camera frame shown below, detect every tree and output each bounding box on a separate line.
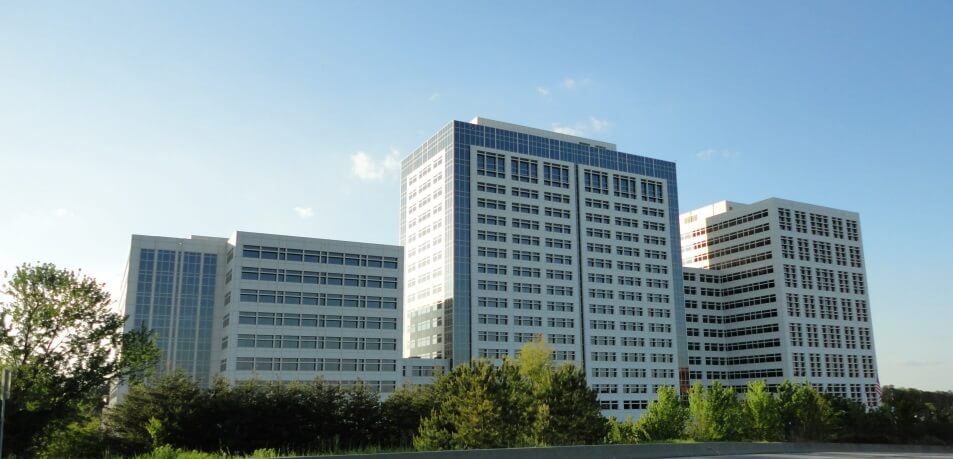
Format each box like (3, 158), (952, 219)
(381, 385), (436, 447)
(0, 263), (160, 455)
(103, 371), (203, 454)
(339, 384), (383, 449)
(688, 381), (743, 441)
(604, 416), (642, 444)
(777, 381), (833, 441)
(742, 380), (782, 441)
(414, 359), (536, 450)
(516, 335), (552, 443)
(541, 363), (607, 445)
(637, 385), (688, 441)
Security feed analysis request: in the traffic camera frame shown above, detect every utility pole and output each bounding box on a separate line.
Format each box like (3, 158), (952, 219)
(0, 368), (11, 458)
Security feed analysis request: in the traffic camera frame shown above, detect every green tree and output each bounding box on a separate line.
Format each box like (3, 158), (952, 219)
(637, 385), (688, 441)
(541, 363), (606, 445)
(0, 263), (160, 455)
(688, 381), (743, 441)
(742, 380), (782, 441)
(413, 359), (536, 450)
(104, 371), (203, 454)
(777, 381), (833, 441)
(339, 383), (383, 448)
(516, 335), (552, 443)
(604, 417), (642, 444)
(381, 385), (436, 447)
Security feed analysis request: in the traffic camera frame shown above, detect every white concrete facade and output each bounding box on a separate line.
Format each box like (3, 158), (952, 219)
(218, 232), (404, 392)
(680, 198), (880, 406)
(119, 232), (445, 397)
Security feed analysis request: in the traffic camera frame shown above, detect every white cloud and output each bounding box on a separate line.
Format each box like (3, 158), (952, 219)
(536, 86), (550, 96)
(428, 93), (440, 102)
(293, 207), (314, 219)
(559, 77), (590, 90)
(53, 208), (74, 217)
(551, 116), (611, 137)
(350, 150), (401, 181)
(589, 116), (609, 132)
(696, 149), (741, 160)
(551, 124), (581, 136)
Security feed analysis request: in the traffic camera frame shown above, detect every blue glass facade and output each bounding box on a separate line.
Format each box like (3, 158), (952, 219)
(133, 247), (218, 385)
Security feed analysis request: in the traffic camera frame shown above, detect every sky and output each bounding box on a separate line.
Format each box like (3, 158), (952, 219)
(1, 1), (951, 390)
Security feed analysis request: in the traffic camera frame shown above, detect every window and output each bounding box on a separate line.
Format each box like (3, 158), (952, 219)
(511, 203), (538, 214)
(477, 182), (506, 194)
(546, 254), (572, 265)
(543, 163), (570, 188)
(478, 214), (507, 226)
(794, 211), (808, 233)
(613, 175), (638, 199)
(846, 220), (860, 241)
(810, 213), (830, 237)
(778, 208), (792, 231)
(586, 198), (609, 209)
(545, 223), (571, 234)
(800, 266), (813, 289)
(477, 197), (506, 209)
(640, 179), (663, 203)
(781, 236), (795, 259)
(511, 187), (538, 199)
(544, 191), (570, 203)
(477, 151), (505, 177)
(513, 299), (541, 310)
(832, 217), (845, 239)
(511, 218), (538, 230)
(584, 171), (608, 194)
(545, 238), (572, 249)
(511, 158), (538, 183)
(545, 207), (571, 219)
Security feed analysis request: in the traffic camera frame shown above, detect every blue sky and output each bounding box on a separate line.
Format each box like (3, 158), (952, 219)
(1, 1), (951, 390)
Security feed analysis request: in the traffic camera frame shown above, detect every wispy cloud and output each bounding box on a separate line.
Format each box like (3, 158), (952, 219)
(53, 208), (74, 218)
(428, 93), (440, 102)
(696, 149), (741, 160)
(551, 125), (580, 136)
(588, 116), (609, 132)
(536, 77), (590, 96)
(551, 116), (611, 137)
(293, 207), (314, 219)
(350, 150), (400, 181)
(560, 77), (590, 90)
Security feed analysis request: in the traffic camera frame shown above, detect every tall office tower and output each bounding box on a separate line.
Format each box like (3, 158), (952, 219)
(121, 235), (227, 386)
(680, 199), (880, 407)
(400, 118), (685, 416)
(218, 232), (404, 392)
(119, 232), (414, 396)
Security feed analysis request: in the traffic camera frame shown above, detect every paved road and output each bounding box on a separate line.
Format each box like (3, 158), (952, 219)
(679, 453), (953, 459)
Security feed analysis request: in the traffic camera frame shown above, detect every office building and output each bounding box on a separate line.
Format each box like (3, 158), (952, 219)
(400, 118), (686, 416)
(121, 234), (227, 387)
(680, 199), (880, 406)
(119, 232), (445, 394)
(117, 118), (880, 416)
